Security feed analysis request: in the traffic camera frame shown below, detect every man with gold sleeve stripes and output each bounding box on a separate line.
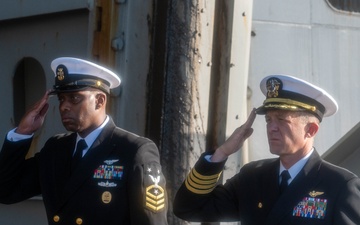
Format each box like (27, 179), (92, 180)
(174, 75), (360, 225)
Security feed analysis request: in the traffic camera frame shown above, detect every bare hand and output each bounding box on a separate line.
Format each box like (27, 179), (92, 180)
(16, 91), (50, 135)
(211, 108), (256, 162)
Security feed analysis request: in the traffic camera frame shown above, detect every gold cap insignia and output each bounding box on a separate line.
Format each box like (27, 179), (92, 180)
(309, 190), (324, 197)
(266, 78), (281, 98)
(258, 202), (263, 208)
(56, 67), (65, 81)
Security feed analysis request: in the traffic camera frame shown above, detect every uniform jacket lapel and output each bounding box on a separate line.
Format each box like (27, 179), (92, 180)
(52, 134), (77, 207)
(265, 150), (323, 225)
(260, 159), (280, 211)
(60, 119), (117, 207)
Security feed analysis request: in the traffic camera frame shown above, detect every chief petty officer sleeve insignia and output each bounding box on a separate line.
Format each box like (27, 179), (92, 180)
(144, 163), (166, 213)
(185, 167), (222, 194)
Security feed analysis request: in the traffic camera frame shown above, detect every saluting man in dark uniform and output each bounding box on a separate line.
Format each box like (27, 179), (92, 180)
(0, 57), (168, 225)
(173, 74), (360, 224)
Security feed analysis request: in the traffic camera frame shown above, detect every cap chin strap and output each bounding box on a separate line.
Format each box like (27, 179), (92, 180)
(262, 98), (324, 120)
(53, 79), (110, 94)
(264, 98), (316, 112)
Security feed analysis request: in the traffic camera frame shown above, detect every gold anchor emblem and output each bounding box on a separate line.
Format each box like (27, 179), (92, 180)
(57, 68), (65, 81)
(266, 78), (281, 98)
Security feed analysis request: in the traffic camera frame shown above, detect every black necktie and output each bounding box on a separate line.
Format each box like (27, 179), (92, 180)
(72, 139), (87, 171)
(280, 170), (291, 194)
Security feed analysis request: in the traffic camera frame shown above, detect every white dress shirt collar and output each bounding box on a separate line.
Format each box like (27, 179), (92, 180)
(279, 148), (314, 184)
(76, 116), (109, 156)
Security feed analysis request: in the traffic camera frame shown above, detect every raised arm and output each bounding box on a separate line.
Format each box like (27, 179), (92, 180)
(16, 91), (50, 135)
(211, 108), (256, 162)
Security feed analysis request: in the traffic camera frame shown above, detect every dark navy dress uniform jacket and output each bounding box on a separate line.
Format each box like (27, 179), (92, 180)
(0, 119), (168, 225)
(174, 150), (360, 225)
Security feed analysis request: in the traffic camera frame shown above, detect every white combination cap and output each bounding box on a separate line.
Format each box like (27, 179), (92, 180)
(50, 57), (121, 94)
(255, 74), (338, 121)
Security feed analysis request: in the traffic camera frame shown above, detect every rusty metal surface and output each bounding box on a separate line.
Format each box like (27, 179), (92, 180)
(158, 1), (251, 224)
(160, 1), (204, 224)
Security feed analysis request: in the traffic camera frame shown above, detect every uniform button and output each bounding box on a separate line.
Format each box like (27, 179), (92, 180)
(76, 218), (83, 225)
(53, 215), (60, 222)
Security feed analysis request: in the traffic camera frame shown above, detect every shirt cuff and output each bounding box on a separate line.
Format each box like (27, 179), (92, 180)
(204, 154), (227, 163)
(7, 128), (33, 142)
(204, 155), (212, 162)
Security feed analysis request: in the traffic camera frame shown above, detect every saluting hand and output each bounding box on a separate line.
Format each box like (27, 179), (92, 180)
(211, 108), (256, 162)
(16, 91), (50, 135)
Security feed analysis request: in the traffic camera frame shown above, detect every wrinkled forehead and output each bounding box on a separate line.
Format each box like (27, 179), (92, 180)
(264, 109), (317, 122)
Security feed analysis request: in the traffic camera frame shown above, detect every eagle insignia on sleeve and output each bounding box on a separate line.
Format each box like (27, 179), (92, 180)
(144, 163), (166, 213)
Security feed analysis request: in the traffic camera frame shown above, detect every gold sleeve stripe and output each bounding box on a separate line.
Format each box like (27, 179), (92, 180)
(185, 168), (222, 194)
(191, 167), (221, 180)
(187, 175), (217, 189)
(185, 181), (214, 194)
(189, 169), (219, 185)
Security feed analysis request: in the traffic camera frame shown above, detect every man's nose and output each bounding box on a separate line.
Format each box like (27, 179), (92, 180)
(59, 100), (71, 111)
(267, 121), (278, 132)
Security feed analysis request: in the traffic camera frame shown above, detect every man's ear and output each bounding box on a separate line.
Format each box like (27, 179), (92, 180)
(306, 122), (319, 138)
(95, 92), (106, 109)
